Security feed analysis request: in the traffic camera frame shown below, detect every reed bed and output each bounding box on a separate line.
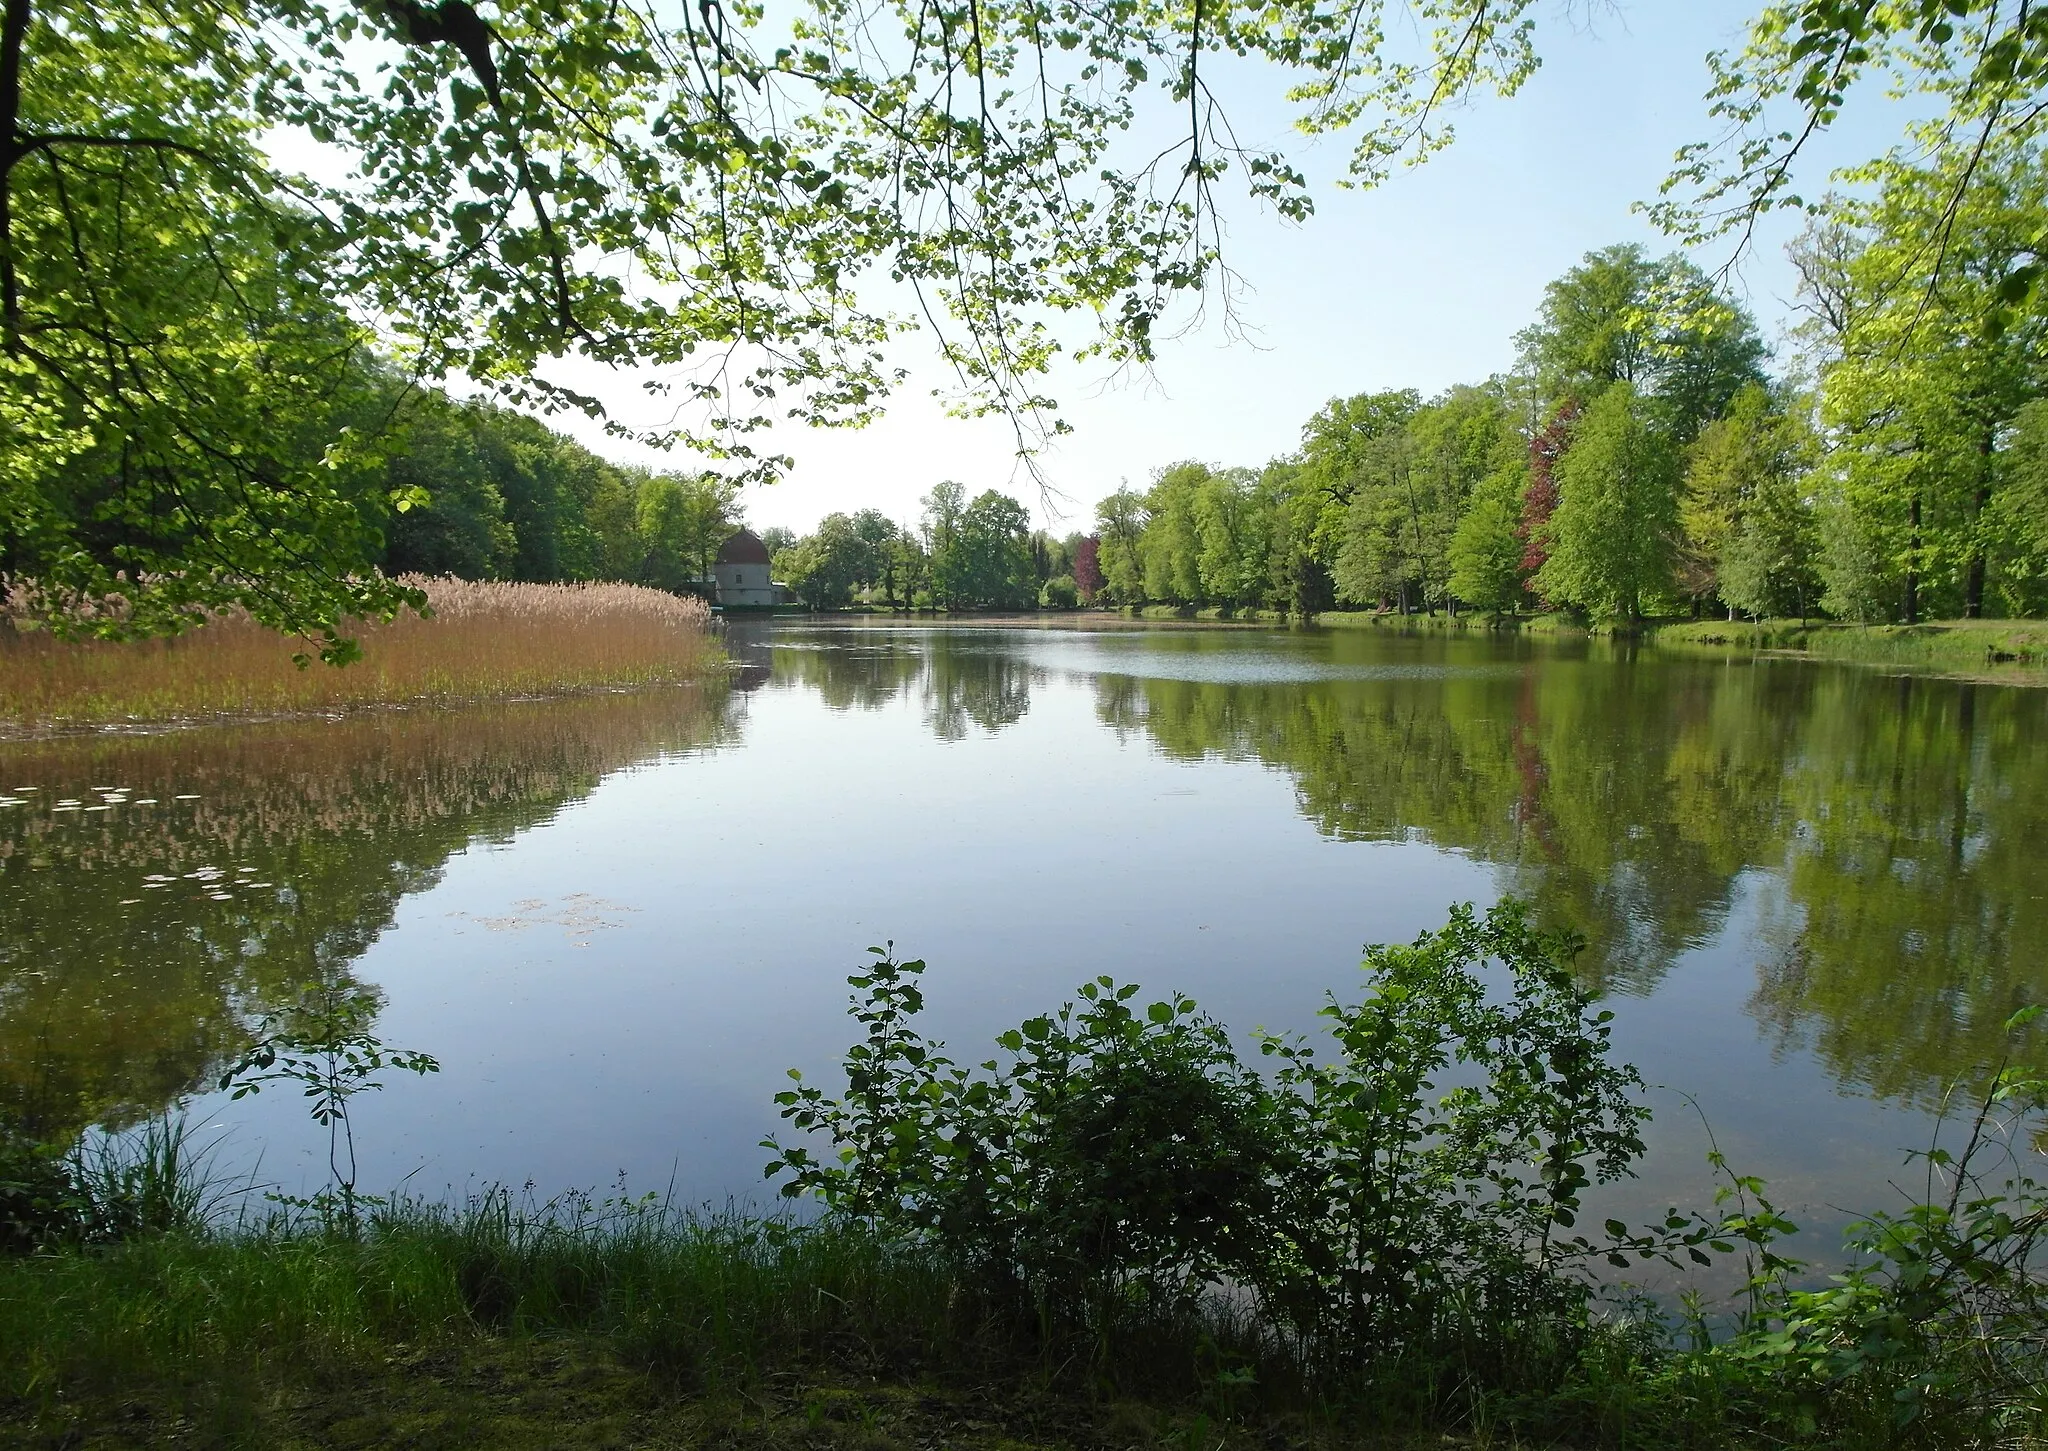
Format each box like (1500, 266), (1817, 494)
(0, 578), (720, 729)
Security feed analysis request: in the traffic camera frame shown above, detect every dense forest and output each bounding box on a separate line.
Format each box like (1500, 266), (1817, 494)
(762, 483), (1093, 611)
(1082, 139), (2048, 626)
(356, 394), (1082, 612)
(337, 391), (743, 598)
(695, 136), (2048, 622)
(18, 129), (2048, 625)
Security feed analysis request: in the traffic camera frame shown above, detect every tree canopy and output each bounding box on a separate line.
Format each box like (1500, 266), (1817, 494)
(4, 0), (2043, 642)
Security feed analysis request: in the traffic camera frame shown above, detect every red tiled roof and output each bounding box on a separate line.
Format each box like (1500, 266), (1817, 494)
(716, 529), (772, 566)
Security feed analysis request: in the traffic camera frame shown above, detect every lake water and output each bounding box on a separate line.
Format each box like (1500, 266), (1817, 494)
(4, 619), (2044, 1269)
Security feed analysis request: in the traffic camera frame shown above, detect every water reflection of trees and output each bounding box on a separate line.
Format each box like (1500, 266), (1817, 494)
(768, 629), (1041, 739)
(1095, 653), (2048, 1108)
(1749, 677), (2048, 1106)
(0, 687), (730, 1141)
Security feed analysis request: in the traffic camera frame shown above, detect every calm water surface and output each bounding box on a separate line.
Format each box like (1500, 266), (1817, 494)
(4, 621), (2043, 1264)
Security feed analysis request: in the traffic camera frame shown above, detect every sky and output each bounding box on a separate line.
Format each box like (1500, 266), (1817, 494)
(534, 1), (1919, 539)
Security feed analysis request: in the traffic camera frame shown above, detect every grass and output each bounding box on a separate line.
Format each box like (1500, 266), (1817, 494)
(0, 1196), (1468, 1451)
(1130, 604), (1297, 623)
(0, 578), (720, 732)
(1310, 609), (2048, 676)
(1652, 617), (2048, 674)
(1312, 610), (1584, 635)
(0, 1177), (2030, 1451)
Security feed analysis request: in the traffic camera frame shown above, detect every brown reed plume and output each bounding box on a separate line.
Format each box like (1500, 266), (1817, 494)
(0, 577), (720, 730)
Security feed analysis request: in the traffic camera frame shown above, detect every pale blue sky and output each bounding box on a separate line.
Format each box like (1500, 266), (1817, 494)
(546, 1), (1915, 537)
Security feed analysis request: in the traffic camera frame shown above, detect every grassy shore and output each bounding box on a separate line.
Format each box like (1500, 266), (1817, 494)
(2, 1192), (2038, 1451)
(1129, 604), (1295, 623)
(1311, 609), (2048, 674)
(0, 1200), (1469, 1451)
(1314, 610), (1579, 635)
(0, 849), (2036, 1451)
(1651, 617), (2048, 672)
(0, 579), (720, 732)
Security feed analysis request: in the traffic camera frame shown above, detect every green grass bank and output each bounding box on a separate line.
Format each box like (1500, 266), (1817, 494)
(1313, 610), (1580, 635)
(1650, 617), (2048, 673)
(1, 1195), (2040, 1451)
(0, 1205), (1488, 1451)
(1311, 610), (2048, 675)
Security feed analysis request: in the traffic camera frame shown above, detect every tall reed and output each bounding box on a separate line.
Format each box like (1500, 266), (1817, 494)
(0, 577), (719, 729)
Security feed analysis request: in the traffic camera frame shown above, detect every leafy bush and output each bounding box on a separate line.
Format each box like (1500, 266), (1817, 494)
(0, 1124), (83, 1254)
(1039, 575), (1080, 608)
(766, 953), (1290, 1332)
(1729, 1031), (2048, 1442)
(767, 901), (1659, 1374)
(1255, 900), (1649, 1365)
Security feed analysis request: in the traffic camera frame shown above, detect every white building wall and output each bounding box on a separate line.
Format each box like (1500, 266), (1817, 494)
(713, 562), (780, 606)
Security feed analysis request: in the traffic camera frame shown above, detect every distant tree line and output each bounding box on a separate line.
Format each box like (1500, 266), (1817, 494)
(1088, 136), (2048, 624)
(766, 482), (1090, 611)
(134, 128), (2046, 627)
(374, 393), (742, 595)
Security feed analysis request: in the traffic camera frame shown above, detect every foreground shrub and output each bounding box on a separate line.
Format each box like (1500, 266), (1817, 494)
(766, 902), (1660, 1389)
(767, 905), (2048, 1443)
(1255, 901), (1649, 1374)
(1723, 1039), (2048, 1443)
(769, 957), (1292, 1336)
(0, 1126), (77, 1255)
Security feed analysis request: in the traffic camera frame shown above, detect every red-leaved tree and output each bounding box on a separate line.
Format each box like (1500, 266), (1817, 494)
(1518, 400), (1581, 587)
(1073, 536), (1104, 602)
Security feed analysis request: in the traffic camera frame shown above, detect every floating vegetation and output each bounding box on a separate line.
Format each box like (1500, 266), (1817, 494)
(0, 687), (735, 1143)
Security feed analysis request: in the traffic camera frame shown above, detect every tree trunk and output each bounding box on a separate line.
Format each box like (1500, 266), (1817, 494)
(0, 0), (29, 348)
(1903, 492), (1922, 625)
(1964, 428), (1994, 619)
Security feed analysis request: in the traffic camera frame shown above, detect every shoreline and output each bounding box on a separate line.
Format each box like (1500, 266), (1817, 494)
(1310, 611), (2048, 681)
(825, 606), (2048, 682)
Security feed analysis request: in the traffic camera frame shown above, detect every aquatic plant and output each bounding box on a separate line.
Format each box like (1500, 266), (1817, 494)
(0, 576), (719, 728)
(218, 977), (440, 1231)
